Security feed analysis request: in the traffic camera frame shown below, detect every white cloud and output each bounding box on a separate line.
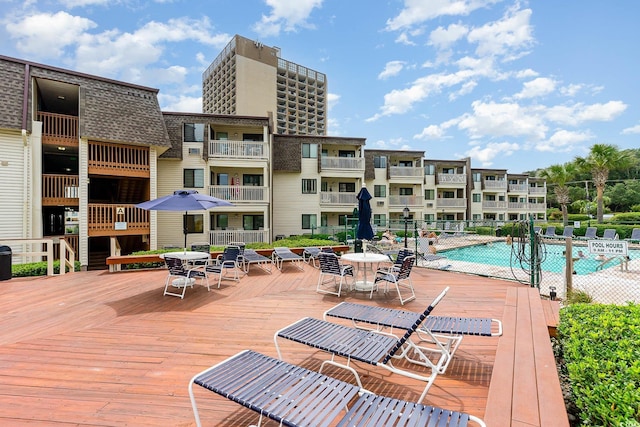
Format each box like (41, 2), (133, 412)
(59, 0), (112, 7)
(545, 101), (627, 126)
(457, 100), (548, 140)
(414, 124), (446, 140)
(159, 94), (202, 113)
(514, 77), (557, 99)
(386, 0), (503, 32)
(327, 93), (340, 110)
(465, 141), (520, 166)
(559, 83), (584, 97)
(467, 7), (534, 60)
(378, 61), (406, 80)
(252, 0), (323, 37)
(428, 23), (469, 49)
(622, 124), (640, 135)
(536, 130), (594, 152)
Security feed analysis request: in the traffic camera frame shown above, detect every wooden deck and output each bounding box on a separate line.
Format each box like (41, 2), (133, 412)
(0, 261), (567, 426)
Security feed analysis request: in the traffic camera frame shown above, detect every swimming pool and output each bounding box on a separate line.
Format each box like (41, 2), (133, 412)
(439, 242), (633, 275)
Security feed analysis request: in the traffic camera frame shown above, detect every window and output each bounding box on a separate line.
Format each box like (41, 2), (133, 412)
(399, 160), (413, 167)
(473, 172), (482, 182)
(338, 182), (356, 192)
(302, 214), (317, 229)
(442, 191), (455, 199)
(212, 213), (228, 230)
(485, 194), (496, 201)
(215, 131), (228, 140)
(373, 214), (386, 227)
(374, 185), (386, 197)
(399, 187), (413, 196)
(424, 189), (434, 200)
(184, 123), (205, 142)
(243, 215), (264, 230)
(321, 214), (328, 227)
(243, 174), (263, 186)
(185, 214), (203, 233)
(302, 179), (317, 194)
(472, 193), (481, 202)
(424, 214), (434, 221)
(243, 133), (263, 141)
(425, 164), (435, 175)
(374, 156), (387, 168)
(442, 167), (455, 174)
(302, 143), (318, 158)
(184, 169), (204, 188)
(473, 214), (482, 220)
(338, 150), (355, 157)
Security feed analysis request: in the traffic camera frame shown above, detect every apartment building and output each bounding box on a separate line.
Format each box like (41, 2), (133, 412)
(0, 55), (171, 269)
(202, 35), (327, 136)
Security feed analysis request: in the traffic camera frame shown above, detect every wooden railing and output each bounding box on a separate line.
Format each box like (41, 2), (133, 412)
(209, 185), (268, 203)
(88, 141), (150, 178)
(42, 174), (79, 205)
(88, 204), (149, 237)
(37, 112), (78, 147)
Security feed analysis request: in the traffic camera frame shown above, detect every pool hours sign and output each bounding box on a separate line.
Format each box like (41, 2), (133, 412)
(587, 240), (628, 256)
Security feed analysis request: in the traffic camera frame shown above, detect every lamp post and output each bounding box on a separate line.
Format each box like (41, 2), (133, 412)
(403, 206), (410, 249)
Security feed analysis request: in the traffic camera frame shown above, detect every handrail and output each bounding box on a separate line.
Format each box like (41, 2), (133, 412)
(59, 238), (76, 275)
(0, 239), (55, 276)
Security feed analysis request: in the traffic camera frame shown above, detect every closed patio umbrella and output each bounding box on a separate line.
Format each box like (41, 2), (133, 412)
(356, 185), (374, 241)
(136, 190), (233, 250)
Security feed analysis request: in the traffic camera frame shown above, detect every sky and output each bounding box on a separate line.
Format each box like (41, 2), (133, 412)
(1, 0), (639, 174)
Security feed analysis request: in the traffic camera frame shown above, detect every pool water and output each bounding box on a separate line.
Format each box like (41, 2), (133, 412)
(439, 242), (630, 275)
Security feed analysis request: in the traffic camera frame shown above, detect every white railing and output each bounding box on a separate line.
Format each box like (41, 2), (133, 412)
(438, 173), (466, 184)
(389, 166), (423, 177)
(389, 195), (424, 206)
(482, 201), (508, 209)
(321, 156), (364, 170)
(209, 185), (268, 203)
(528, 202), (546, 210)
(484, 180), (507, 189)
(508, 184), (528, 192)
(0, 238), (75, 276)
(209, 229), (270, 246)
(436, 198), (467, 208)
(320, 192), (358, 205)
(508, 202), (528, 210)
(529, 187), (546, 194)
(209, 140), (269, 159)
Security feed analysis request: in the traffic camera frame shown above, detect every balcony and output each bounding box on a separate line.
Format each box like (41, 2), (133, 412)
(389, 166), (423, 178)
(529, 187), (546, 194)
(389, 195), (424, 207)
(320, 156), (364, 171)
(438, 173), (466, 184)
(209, 185), (268, 204)
(37, 112), (78, 148)
(436, 198), (467, 208)
(508, 202), (528, 210)
(88, 204), (149, 237)
(209, 140), (269, 159)
(88, 141), (150, 178)
(42, 174), (79, 206)
(320, 192), (358, 205)
(482, 201), (508, 210)
(484, 180), (507, 190)
(508, 184), (528, 192)
(209, 229), (270, 245)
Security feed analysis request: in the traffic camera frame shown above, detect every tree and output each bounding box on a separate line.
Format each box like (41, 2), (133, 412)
(538, 163), (576, 226)
(574, 144), (634, 222)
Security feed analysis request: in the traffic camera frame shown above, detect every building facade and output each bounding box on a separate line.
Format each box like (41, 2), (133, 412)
(202, 35), (327, 136)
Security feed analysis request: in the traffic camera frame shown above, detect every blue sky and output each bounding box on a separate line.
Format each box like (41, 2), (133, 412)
(1, 0), (638, 173)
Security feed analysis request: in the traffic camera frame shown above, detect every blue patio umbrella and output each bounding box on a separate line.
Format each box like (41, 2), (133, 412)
(356, 185), (374, 241)
(136, 190), (233, 250)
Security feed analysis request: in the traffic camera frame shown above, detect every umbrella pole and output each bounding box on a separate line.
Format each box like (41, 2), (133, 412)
(183, 212), (188, 253)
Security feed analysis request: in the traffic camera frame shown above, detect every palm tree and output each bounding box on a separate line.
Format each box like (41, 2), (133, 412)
(538, 163), (576, 226)
(574, 144), (633, 222)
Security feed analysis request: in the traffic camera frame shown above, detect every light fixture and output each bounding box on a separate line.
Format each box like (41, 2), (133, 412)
(57, 146), (66, 151)
(57, 95), (65, 100)
(549, 286), (557, 301)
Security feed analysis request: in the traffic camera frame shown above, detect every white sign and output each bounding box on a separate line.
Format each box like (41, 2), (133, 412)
(115, 222), (127, 230)
(587, 240), (628, 256)
(116, 207), (125, 215)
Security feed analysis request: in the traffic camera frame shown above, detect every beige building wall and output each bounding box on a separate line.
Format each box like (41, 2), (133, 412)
(235, 56), (277, 118)
(0, 130), (29, 242)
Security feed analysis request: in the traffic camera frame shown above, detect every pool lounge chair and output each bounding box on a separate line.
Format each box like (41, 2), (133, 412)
(625, 228), (640, 243)
(302, 246), (322, 268)
(238, 249), (272, 274)
(578, 226), (598, 240)
(274, 287), (450, 403)
(601, 228), (619, 240)
(188, 349), (486, 427)
(272, 246), (304, 271)
(557, 226), (575, 239)
(324, 300), (503, 374)
(541, 226), (557, 239)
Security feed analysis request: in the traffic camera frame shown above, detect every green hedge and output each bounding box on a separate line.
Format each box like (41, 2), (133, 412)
(11, 260), (82, 277)
(558, 304), (640, 425)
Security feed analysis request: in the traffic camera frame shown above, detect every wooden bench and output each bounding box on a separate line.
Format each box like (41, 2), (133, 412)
(484, 287), (568, 427)
(541, 298), (561, 337)
(106, 245), (350, 272)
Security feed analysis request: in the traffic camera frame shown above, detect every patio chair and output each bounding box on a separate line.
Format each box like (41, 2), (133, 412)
(189, 243), (211, 266)
(324, 301), (503, 374)
(601, 228), (619, 240)
(541, 226), (556, 239)
(302, 246), (322, 268)
(163, 256), (208, 299)
(238, 249), (272, 274)
(625, 228), (640, 243)
(272, 246), (304, 271)
(373, 255), (416, 305)
(204, 245), (242, 288)
(578, 226), (598, 240)
(316, 252), (354, 297)
(384, 247), (414, 271)
(188, 349), (486, 427)
(274, 287), (450, 403)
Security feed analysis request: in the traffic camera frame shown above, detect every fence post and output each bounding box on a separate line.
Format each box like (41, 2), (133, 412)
(529, 215), (540, 289)
(565, 237), (573, 295)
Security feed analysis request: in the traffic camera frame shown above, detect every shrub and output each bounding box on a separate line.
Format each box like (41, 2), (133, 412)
(558, 304), (640, 425)
(11, 260), (82, 277)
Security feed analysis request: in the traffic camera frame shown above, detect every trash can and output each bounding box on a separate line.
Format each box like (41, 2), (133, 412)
(495, 228), (503, 237)
(354, 239), (363, 253)
(0, 245), (11, 281)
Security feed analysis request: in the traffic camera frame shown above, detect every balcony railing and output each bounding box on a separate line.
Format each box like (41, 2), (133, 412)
(37, 112), (78, 147)
(482, 201), (508, 209)
(320, 156), (364, 170)
(484, 180), (507, 189)
(389, 166), (423, 178)
(529, 187), (546, 194)
(528, 202), (546, 211)
(508, 202), (528, 210)
(88, 141), (150, 178)
(88, 204), (149, 236)
(508, 184), (528, 192)
(209, 185), (268, 203)
(438, 173), (466, 184)
(320, 192), (358, 205)
(436, 198), (467, 208)
(389, 195), (424, 207)
(42, 174), (79, 205)
(209, 140), (269, 159)
(209, 229), (270, 246)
